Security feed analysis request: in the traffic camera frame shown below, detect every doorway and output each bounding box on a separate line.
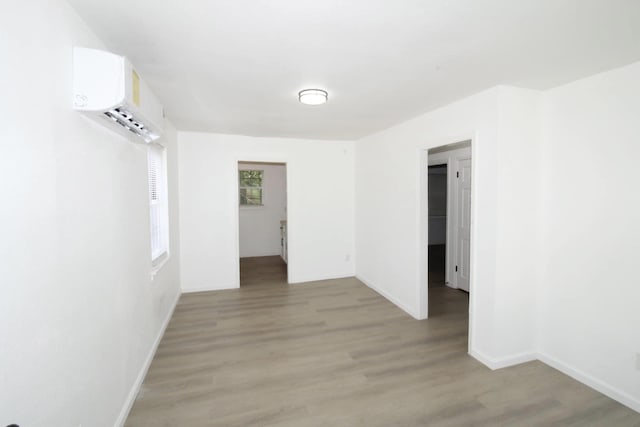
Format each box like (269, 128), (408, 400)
(428, 164), (447, 288)
(426, 141), (472, 318)
(237, 161), (288, 287)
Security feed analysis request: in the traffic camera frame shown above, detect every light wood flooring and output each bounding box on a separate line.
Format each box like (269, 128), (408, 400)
(239, 256), (288, 288)
(125, 256), (640, 426)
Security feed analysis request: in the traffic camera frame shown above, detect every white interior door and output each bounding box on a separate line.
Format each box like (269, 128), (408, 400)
(456, 158), (472, 292)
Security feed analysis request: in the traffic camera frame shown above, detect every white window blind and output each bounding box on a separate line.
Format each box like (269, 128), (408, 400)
(147, 145), (169, 263)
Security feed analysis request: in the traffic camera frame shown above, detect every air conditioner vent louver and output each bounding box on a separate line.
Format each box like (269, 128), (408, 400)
(73, 47), (164, 144)
(103, 108), (158, 143)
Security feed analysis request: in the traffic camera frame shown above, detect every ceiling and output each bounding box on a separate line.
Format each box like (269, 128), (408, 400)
(67, 0), (640, 140)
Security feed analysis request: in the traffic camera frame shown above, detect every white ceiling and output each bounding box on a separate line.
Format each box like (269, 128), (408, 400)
(67, 0), (640, 140)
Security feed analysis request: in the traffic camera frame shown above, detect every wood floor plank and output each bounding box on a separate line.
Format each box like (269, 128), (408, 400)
(125, 256), (640, 426)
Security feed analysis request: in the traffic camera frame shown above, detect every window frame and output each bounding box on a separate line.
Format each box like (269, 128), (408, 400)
(238, 169), (265, 207)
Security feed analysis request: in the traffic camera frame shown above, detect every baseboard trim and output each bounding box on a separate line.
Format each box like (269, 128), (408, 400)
(538, 352), (640, 414)
(239, 253), (281, 258)
(470, 348), (537, 370)
(356, 274), (421, 319)
(182, 284), (238, 293)
(289, 272), (355, 284)
(182, 274), (357, 292)
(115, 290), (181, 426)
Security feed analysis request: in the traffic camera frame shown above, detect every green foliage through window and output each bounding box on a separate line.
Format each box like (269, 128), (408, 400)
(239, 170), (263, 205)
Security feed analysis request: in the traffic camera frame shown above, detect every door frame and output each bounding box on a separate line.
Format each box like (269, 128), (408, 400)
(418, 135), (477, 352)
(427, 146), (471, 289)
(234, 156), (291, 287)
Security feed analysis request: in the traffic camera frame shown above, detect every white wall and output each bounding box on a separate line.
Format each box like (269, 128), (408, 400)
(178, 132), (355, 291)
(355, 63), (640, 412)
(355, 86), (541, 367)
(2, 1), (637, 420)
(0, 2), (181, 425)
(490, 87), (541, 363)
(537, 61), (640, 411)
(238, 162), (286, 258)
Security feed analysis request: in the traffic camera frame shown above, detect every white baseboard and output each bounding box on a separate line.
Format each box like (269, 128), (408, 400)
(538, 352), (640, 414)
(356, 274), (421, 319)
(182, 273), (356, 292)
(471, 349), (640, 413)
(115, 290), (181, 427)
(289, 272), (355, 284)
(182, 284), (238, 293)
(239, 252), (281, 258)
(470, 348), (537, 370)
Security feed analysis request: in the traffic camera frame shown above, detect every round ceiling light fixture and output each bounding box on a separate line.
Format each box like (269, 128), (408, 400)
(298, 88), (328, 105)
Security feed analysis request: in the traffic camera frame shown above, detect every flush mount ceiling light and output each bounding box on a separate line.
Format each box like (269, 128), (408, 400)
(298, 89), (328, 105)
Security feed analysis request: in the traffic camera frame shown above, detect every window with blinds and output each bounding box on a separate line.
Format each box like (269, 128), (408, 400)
(147, 145), (169, 263)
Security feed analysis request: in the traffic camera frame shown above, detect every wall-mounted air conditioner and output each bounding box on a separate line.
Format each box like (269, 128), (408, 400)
(73, 47), (164, 143)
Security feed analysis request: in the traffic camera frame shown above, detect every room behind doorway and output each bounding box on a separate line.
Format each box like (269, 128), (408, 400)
(426, 141), (472, 321)
(238, 161), (288, 287)
(428, 164), (447, 288)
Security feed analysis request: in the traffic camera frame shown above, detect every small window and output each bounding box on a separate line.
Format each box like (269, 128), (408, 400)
(148, 145), (169, 263)
(239, 170), (263, 206)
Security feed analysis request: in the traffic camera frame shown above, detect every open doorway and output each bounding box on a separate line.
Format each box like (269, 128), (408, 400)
(237, 161), (288, 287)
(427, 141), (471, 318)
(428, 164), (447, 288)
